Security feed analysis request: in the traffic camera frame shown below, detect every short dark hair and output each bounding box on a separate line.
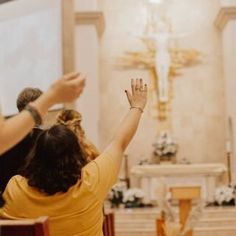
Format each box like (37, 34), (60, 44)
(16, 87), (43, 112)
(23, 124), (86, 195)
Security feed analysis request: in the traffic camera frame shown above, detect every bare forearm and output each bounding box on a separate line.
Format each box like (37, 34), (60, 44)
(0, 111), (34, 154)
(112, 109), (142, 151)
(0, 92), (54, 155)
(102, 79), (147, 176)
(0, 72), (86, 155)
(30, 89), (55, 117)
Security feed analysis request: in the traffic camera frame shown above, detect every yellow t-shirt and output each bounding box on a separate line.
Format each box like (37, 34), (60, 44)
(0, 152), (118, 236)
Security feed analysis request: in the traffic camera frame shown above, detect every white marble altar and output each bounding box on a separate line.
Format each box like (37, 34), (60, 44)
(131, 164), (227, 203)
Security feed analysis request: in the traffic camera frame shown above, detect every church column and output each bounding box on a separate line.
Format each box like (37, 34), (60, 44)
(215, 1), (236, 181)
(74, 0), (104, 147)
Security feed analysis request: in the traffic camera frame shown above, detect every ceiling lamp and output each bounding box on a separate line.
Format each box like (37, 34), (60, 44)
(148, 0), (163, 4)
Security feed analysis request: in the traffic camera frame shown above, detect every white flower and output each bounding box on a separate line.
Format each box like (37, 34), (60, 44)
(133, 188), (145, 198)
(108, 191), (114, 200)
(215, 186), (234, 205)
(123, 188), (145, 203)
(108, 181), (127, 201)
(153, 132), (178, 157)
(112, 181), (127, 192)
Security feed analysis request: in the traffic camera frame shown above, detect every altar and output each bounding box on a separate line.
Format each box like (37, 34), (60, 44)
(131, 163), (227, 203)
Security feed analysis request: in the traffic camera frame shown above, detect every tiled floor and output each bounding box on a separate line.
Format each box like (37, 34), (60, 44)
(112, 207), (236, 236)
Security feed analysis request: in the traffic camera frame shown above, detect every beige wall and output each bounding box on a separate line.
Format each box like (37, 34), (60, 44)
(0, 0), (228, 174)
(0, 0), (62, 116)
(74, 0), (100, 147)
(0, 0), (101, 146)
(75, 0), (98, 11)
(221, 18), (236, 180)
(220, 0), (236, 6)
(99, 0), (226, 169)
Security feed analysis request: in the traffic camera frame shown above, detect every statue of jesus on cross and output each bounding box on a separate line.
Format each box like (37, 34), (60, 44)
(117, 18), (200, 120)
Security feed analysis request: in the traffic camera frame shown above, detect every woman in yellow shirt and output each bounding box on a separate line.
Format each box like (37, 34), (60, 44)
(0, 79), (147, 236)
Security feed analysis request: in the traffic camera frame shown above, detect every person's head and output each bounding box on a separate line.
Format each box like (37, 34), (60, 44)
(56, 109), (99, 162)
(56, 109), (83, 135)
(23, 124), (86, 195)
(17, 87), (43, 112)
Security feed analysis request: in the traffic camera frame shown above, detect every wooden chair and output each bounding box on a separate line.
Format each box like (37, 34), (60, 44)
(0, 216), (49, 236)
(103, 212), (115, 236)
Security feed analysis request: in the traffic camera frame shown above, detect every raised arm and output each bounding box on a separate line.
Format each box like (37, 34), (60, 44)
(104, 79), (147, 169)
(0, 72), (86, 155)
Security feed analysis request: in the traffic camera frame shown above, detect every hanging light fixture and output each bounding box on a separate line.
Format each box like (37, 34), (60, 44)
(148, 0), (163, 4)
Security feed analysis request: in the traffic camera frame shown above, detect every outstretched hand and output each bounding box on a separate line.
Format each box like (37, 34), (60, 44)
(125, 79), (147, 111)
(49, 72), (86, 104)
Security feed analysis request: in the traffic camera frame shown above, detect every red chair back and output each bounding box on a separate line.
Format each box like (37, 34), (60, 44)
(103, 212), (115, 236)
(0, 216), (49, 236)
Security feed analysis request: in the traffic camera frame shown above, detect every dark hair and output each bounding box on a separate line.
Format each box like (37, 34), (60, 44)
(23, 124), (86, 195)
(0, 192), (5, 207)
(17, 87), (43, 112)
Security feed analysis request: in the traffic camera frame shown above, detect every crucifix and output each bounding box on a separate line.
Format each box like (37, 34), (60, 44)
(117, 18), (200, 123)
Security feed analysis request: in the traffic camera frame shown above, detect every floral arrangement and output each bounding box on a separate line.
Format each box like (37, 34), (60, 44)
(108, 181), (127, 208)
(108, 182), (145, 208)
(214, 185), (235, 206)
(153, 132), (178, 162)
(123, 188), (145, 208)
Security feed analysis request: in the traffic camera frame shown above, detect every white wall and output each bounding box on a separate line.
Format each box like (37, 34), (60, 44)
(0, 0), (101, 146)
(75, 25), (100, 147)
(220, 0), (236, 7)
(99, 0), (226, 167)
(74, 0), (100, 147)
(222, 20), (236, 179)
(0, 0), (62, 115)
(75, 0), (97, 11)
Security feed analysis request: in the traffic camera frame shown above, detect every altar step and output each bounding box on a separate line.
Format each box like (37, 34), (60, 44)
(114, 208), (158, 236)
(194, 227), (236, 236)
(201, 207), (236, 218)
(114, 207), (236, 236)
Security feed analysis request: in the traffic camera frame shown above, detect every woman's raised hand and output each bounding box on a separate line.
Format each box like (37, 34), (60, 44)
(125, 79), (147, 112)
(48, 72), (86, 104)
